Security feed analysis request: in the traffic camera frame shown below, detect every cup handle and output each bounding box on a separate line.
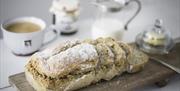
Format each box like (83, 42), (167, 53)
(124, 0), (142, 30)
(42, 25), (58, 47)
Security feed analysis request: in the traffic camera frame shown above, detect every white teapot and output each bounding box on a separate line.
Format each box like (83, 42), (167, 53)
(92, 0), (141, 40)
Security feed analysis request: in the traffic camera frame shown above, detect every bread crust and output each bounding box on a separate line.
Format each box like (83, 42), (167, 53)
(126, 45), (149, 73)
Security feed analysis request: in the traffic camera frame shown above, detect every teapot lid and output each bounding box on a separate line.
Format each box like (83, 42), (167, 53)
(93, 0), (125, 12)
(136, 19), (175, 54)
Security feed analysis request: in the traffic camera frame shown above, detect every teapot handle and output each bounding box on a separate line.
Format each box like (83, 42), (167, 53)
(124, 0), (141, 30)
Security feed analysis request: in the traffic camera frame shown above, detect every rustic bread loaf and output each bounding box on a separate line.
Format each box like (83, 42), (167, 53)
(25, 37), (148, 91)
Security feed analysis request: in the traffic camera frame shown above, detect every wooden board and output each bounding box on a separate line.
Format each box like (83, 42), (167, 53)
(9, 43), (180, 91)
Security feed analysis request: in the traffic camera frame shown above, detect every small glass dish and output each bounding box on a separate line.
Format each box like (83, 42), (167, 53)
(136, 19), (175, 54)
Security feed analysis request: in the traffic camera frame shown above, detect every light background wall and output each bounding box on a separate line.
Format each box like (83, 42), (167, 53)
(0, 0), (180, 39)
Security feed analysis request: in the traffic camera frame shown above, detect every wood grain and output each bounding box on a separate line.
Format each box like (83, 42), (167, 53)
(9, 43), (180, 91)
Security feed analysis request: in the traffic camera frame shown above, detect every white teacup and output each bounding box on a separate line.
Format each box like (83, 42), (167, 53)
(1, 17), (57, 56)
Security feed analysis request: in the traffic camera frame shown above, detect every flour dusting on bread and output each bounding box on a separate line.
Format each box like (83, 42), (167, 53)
(25, 37), (149, 91)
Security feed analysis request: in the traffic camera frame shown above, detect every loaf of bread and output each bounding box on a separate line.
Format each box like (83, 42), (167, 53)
(25, 37), (148, 91)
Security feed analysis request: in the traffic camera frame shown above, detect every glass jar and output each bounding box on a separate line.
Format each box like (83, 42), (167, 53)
(50, 0), (80, 35)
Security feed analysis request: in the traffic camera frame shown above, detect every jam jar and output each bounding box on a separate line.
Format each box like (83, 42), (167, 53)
(50, 0), (80, 35)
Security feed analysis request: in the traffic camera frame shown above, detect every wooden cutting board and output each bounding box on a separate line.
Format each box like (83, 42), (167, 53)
(9, 43), (180, 91)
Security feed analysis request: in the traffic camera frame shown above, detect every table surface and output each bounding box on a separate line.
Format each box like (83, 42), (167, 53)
(0, 0), (180, 91)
